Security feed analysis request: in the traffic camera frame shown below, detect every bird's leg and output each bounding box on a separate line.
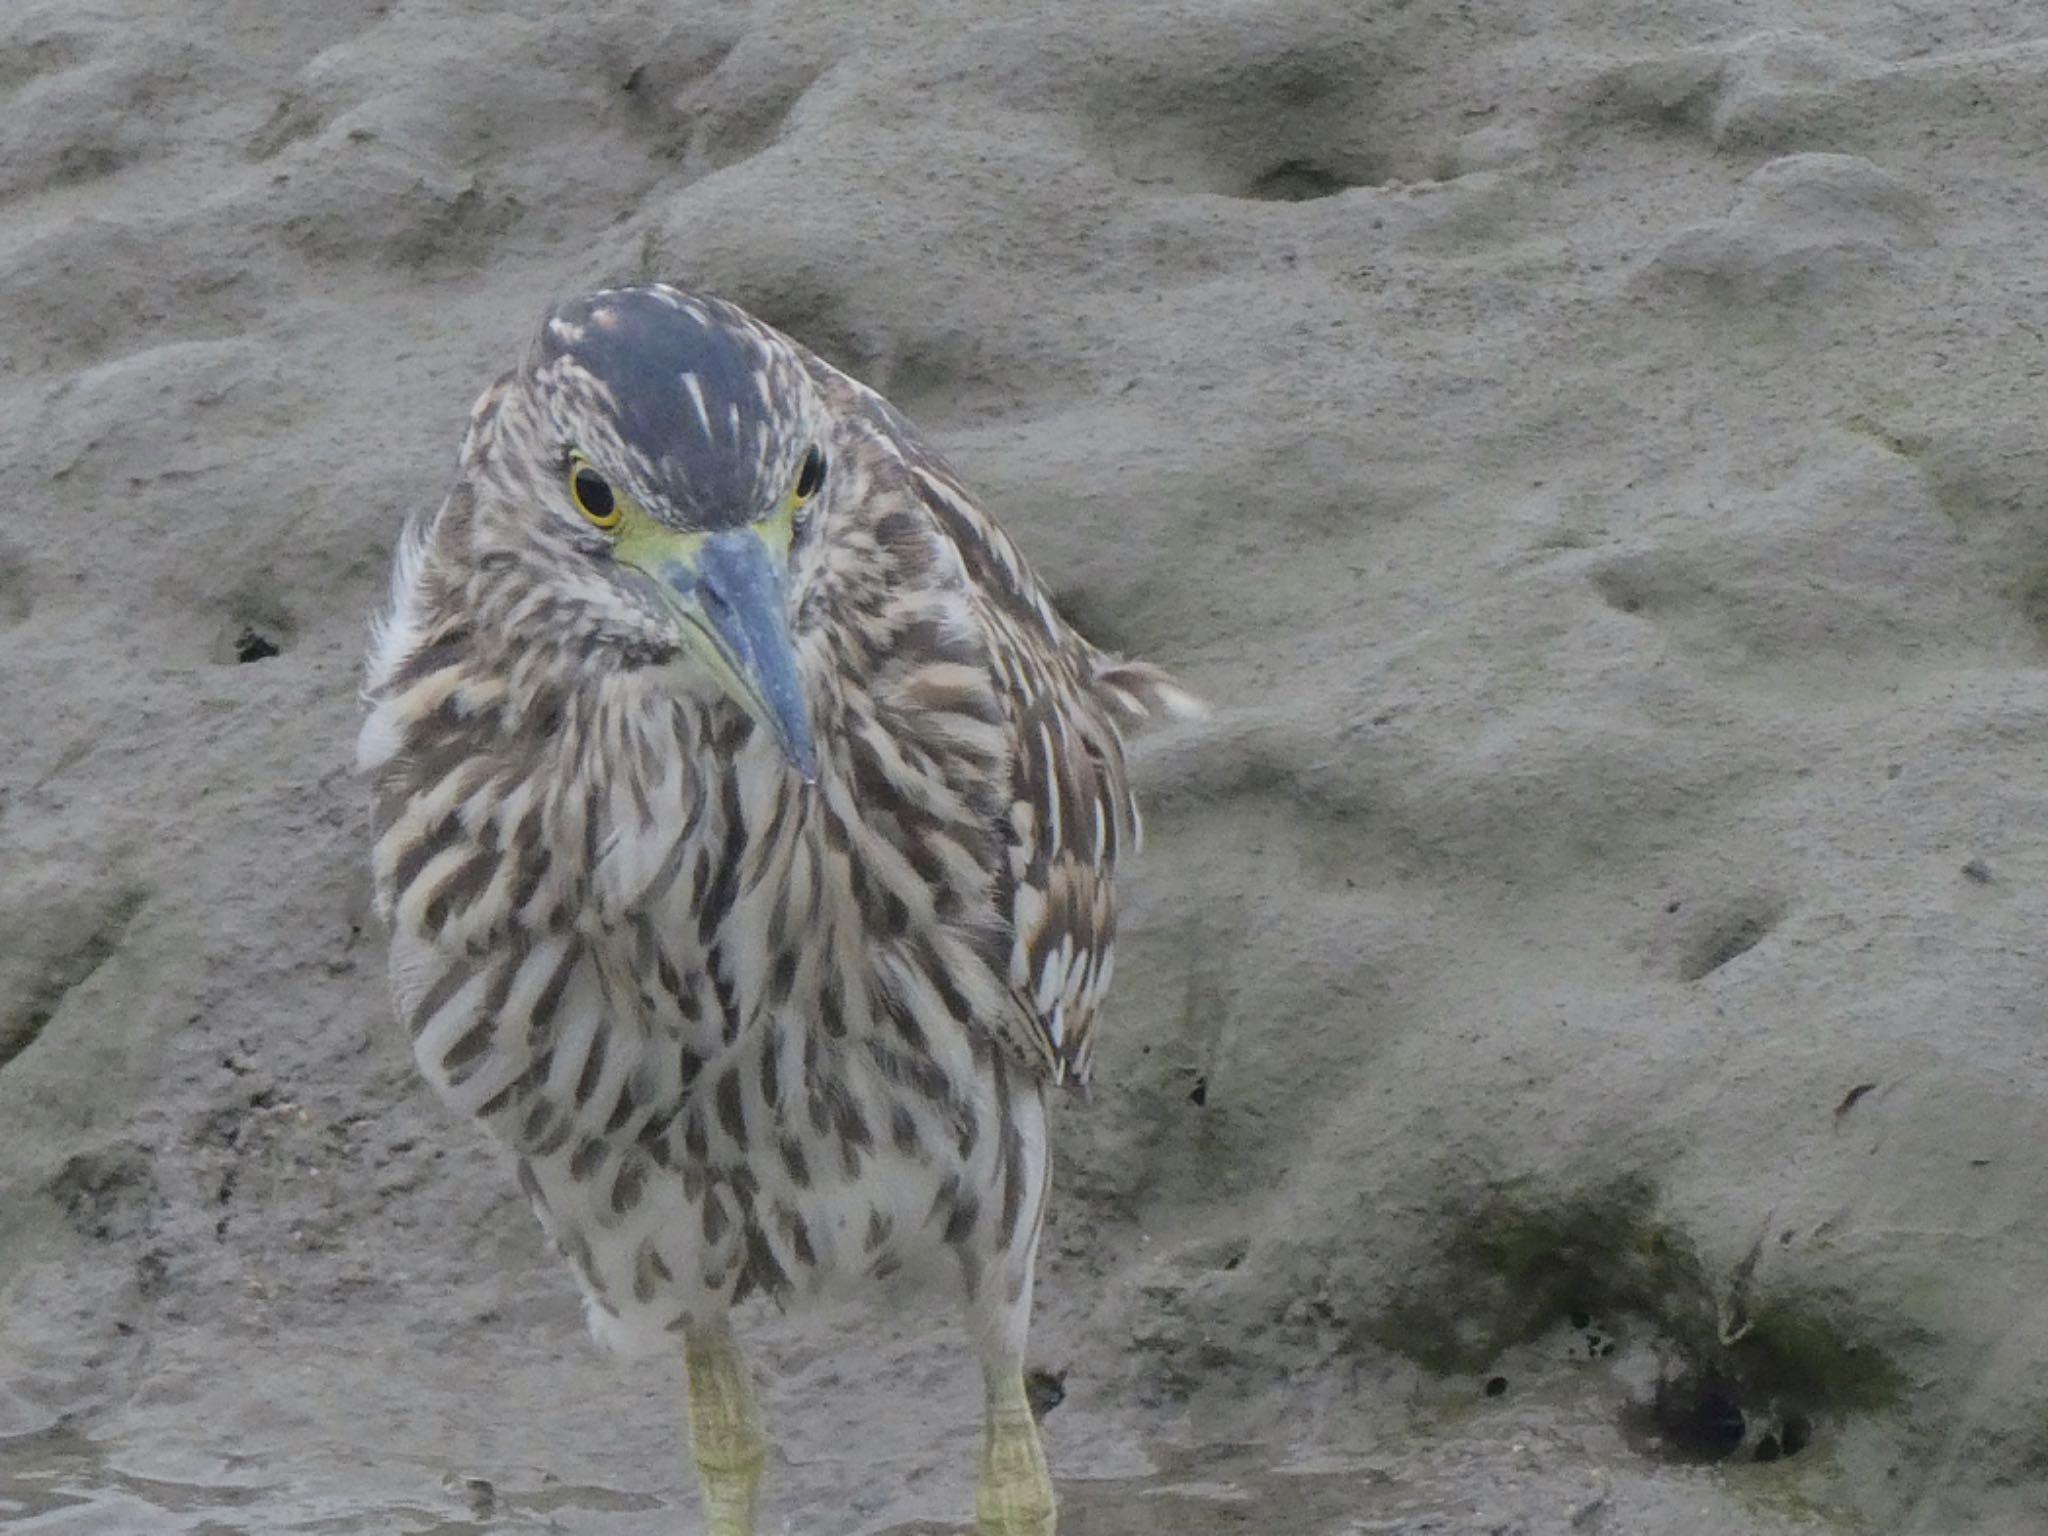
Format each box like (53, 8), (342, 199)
(970, 1083), (1057, 1535)
(682, 1322), (765, 1536)
(975, 1356), (1056, 1536)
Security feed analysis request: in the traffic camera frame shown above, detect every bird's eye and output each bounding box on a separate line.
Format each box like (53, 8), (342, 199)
(569, 461), (620, 528)
(792, 447), (826, 505)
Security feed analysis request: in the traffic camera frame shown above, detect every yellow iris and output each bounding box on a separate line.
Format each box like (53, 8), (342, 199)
(568, 456), (621, 529)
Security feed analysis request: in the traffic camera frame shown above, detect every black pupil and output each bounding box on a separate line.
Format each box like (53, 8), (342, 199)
(574, 468), (614, 519)
(795, 448), (826, 500)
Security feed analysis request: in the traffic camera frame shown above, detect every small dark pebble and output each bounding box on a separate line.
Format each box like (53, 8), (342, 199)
(1961, 858), (1993, 884)
(1025, 1368), (1066, 1419)
(1187, 1076), (1208, 1107)
(1484, 1375), (1508, 1397)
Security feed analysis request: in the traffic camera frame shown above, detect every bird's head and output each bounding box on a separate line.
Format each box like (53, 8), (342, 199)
(463, 285), (834, 780)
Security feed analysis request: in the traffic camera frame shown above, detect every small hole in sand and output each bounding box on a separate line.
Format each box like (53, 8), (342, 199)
(1243, 158), (1358, 202)
(234, 627), (281, 663)
(1590, 562), (1657, 618)
(1484, 1375), (1508, 1397)
(1645, 1372), (1746, 1462)
(1678, 901), (1782, 981)
(212, 600), (297, 665)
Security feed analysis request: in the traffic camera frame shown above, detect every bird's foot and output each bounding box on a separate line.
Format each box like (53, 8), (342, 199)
(975, 1381), (1055, 1536)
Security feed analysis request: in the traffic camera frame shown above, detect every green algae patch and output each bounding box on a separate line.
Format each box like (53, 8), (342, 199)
(1368, 1175), (1904, 1417)
(1731, 1293), (1904, 1414)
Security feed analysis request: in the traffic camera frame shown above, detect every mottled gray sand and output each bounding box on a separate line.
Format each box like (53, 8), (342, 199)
(5, 1), (2048, 1532)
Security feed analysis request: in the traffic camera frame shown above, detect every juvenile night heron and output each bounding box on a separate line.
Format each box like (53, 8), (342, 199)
(358, 285), (1198, 1535)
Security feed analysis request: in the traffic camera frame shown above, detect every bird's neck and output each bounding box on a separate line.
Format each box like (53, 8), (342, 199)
(368, 623), (769, 951)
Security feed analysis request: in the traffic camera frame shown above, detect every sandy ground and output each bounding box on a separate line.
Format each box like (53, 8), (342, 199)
(5, 0), (2048, 1531)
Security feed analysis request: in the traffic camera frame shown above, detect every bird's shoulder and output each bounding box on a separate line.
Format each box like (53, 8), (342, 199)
(807, 365), (1171, 1086)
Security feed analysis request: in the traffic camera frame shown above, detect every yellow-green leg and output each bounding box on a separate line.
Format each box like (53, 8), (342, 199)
(683, 1323), (765, 1536)
(975, 1365), (1055, 1536)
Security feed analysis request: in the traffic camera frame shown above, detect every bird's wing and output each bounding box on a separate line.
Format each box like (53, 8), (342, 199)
(896, 460), (1182, 1089)
(993, 636), (1137, 1088)
(808, 358), (1201, 1086)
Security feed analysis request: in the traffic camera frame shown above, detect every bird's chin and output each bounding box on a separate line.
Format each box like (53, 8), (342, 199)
(606, 632), (684, 672)
(649, 649), (739, 709)
(632, 645), (686, 673)
(643, 648), (776, 741)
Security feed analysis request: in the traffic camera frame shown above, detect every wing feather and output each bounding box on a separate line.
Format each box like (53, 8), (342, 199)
(900, 461), (1174, 1087)
(808, 355), (1198, 1087)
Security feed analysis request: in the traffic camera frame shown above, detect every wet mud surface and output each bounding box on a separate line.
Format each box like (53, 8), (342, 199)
(7, 0), (2048, 1533)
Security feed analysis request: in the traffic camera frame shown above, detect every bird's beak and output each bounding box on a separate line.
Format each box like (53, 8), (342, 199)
(619, 523), (817, 782)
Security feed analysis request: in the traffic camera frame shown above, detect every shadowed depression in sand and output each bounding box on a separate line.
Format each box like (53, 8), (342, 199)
(5, 2), (2048, 1533)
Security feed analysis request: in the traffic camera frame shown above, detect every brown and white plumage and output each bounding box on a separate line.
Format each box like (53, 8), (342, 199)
(358, 286), (1196, 1535)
